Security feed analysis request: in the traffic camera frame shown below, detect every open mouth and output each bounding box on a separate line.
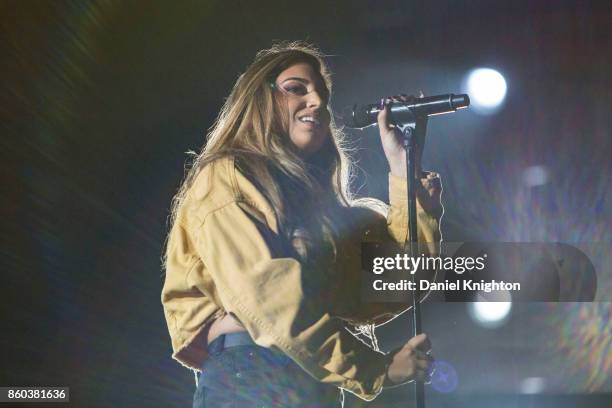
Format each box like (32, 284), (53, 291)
(298, 115), (321, 126)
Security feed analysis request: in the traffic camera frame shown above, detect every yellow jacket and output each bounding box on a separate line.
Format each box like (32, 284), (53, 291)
(162, 156), (442, 400)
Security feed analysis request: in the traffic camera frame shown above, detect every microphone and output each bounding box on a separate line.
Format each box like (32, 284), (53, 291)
(340, 93), (470, 129)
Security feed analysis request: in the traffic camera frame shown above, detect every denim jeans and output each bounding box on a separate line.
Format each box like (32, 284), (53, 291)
(193, 335), (343, 407)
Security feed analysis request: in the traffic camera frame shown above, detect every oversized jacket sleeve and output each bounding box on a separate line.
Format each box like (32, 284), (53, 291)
(334, 171), (443, 326)
(387, 171), (443, 247)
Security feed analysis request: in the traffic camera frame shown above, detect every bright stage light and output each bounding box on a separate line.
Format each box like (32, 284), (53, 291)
(468, 301), (512, 328)
(520, 377), (546, 394)
(523, 165), (549, 187)
(464, 68), (507, 113)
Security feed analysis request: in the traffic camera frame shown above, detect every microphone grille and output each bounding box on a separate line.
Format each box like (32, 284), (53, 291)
(338, 105), (355, 128)
(338, 104), (371, 129)
(353, 104), (372, 128)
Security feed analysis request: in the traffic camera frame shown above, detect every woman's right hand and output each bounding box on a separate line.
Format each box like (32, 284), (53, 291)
(384, 333), (434, 386)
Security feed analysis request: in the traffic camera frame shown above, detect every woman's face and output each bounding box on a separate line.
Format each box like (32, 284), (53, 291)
(274, 62), (331, 155)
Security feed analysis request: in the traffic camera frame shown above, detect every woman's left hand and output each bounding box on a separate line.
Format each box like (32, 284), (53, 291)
(376, 94), (425, 178)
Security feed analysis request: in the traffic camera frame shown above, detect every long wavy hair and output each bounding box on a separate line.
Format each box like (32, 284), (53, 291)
(167, 41), (376, 264)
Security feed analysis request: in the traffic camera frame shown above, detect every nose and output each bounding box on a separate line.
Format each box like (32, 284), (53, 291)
(306, 90), (323, 108)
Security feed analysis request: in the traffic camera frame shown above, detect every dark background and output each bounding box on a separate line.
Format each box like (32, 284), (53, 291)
(2, 0), (610, 407)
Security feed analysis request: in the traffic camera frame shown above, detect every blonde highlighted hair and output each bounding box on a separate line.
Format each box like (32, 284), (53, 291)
(167, 41), (382, 263)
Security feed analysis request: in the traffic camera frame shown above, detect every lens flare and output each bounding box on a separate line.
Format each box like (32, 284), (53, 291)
(536, 303), (611, 392)
(430, 360), (459, 393)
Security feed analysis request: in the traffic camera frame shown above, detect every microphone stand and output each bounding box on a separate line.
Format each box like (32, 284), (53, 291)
(398, 115), (428, 408)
